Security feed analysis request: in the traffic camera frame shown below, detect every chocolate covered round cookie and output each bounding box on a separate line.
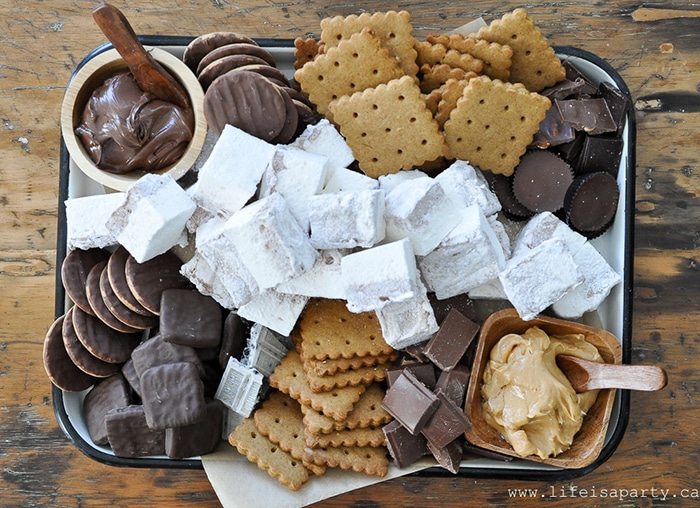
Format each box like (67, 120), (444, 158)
(61, 247), (110, 316)
(85, 260), (142, 334)
(107, 246), (157, 318)
(43, 313), (98, 392)
(183, 32), (258, 73)
(62, 306), (123, 378)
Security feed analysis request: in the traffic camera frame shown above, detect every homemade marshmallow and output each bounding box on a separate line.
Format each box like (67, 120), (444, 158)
(106, 173), (195, 263)
(237, 287), (309, 336)
(290, 118), (355, 169)
(322, 165), (380, 193)
(434, 160), (501, 217)
(65, 192), (125, 250)
(275, 249), (347, 299)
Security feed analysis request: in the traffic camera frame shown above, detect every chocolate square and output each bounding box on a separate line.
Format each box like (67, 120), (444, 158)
(381, 370), (440, 435)
(435, 365), (470, 408)
(160, 289), (222, 348)
(165, 400), (224, 459)
(575, 134), (624, 176)
(383, 419), (428, 468)
(131, 334), (203, 378)
(427, 438), (464, 474)
(105, 405), (165, 458)
(140, 361), (207, 430)
(83, 373), (130, 446)
(386, 362), (437, 390)
(420, 392), (471, 450)
(422, 309), (479, 371)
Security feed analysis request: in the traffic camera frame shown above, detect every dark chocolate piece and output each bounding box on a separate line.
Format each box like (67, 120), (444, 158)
(542, 77), (596, 100)
(562, 60), (599, 95)
(423, 309), (479, 371)
(43, 314), (98, 392)
(125, 251), (190, 315)
(381, 370), (440, 435)
(165, 399), (224, 459)
(105, 405), (166, 458)
(121, 359), (142, 397)
(131, 334), (204, 379)
(552, 130), (586, 162)
(435, 365), (471, 408)
(488, 173), (533, 221)
(428, 292), (477, 324)
(532, 105), (575, 149)
(599, 81), (631, 134)
(83, 373), (130, 446)
(564, 171), (620, 238)
(512, 151), (574, 213)
(160, 289), (222, 348)
(61, 248), (110, 316)
(383, 419), (428, 468)
(71, 305), (142, 364)
(107, 246), (157, 317)
(575, 134), (624, 176)
(140, 361), (207, 430)
(219, 311), (248, 370)
(386, 362), (437, 390)
(420, 391), (471, 450)
(62, 306), (122, 378)
(426, 438), (464, 474)
(556, 98), (617, 135)
(85, 260), (142, 334)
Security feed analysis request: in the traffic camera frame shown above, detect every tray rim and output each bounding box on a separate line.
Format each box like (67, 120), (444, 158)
(53, 35), (635, 478)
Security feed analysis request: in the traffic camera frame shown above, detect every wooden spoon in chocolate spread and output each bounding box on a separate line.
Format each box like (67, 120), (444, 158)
(92, 2), (190, 109)
(556, 354), (667, 393)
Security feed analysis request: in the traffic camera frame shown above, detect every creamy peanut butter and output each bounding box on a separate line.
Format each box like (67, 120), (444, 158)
(481, 326), (603, 459)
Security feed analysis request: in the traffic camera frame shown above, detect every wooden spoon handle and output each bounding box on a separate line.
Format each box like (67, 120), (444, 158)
(92, 2), (189, 108)
(587, 362), (668, 392)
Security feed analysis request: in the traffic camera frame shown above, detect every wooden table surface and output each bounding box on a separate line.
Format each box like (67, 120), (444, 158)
(1, 0), (697, 506)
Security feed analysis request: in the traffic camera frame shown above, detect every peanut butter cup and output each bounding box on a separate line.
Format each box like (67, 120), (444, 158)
(564, 171), (619, 238)
(512, 151), (574, 213)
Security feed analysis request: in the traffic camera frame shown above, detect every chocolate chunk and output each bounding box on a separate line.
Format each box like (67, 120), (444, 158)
(386, 362), (437, 390)
(428, 292), (477, 324)
(219, 311), (248, 370)
(564, 171), (620, 238)
(556, 98), (617, 135)
(381, 370), (440, 435)
(165, 399), (224, 459)
(130, 334), (204, 379)
(62, 306), (122, 378)
(100, 264), (158, 330)
(542, 77), (597, 101)
(125, 251), (190, 315)
(552, 131), (586, 162)
(203, 70), (288, 140)
(488, 173), (533, 221)
(575, 134), (624, 176)
(85, 260), (142, 334)
(383, 419), (428, 468)
(420, 391), (471, 450)
(61, 248), (110, 316)
(427, 438), (464, 474)
(83, 373), (130, 446)
(562, 60), (599, 95)
(160, 289), (222, 348)
(121, 358), (142, 397)
(435, 365), (471, 408)
(105, 405), (166, 458)
(71, 305), (142, 364)
(599, 81), (631, 134)
(512, 151), (574, 213)
(107, 246), (157, 317)
(423, 309), (479, 371)
(140, 361), (207, 430)
(43, 314), (98, 392)
(532, 105), (575, 148)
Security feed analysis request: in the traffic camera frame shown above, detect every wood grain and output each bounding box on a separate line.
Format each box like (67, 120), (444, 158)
(1, 0), (698, 506)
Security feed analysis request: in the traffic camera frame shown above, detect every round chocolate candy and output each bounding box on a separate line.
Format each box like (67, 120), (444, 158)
(564, 171), (620, 238)
(512, 151), (574, 213)
(489, 172), (533, 221)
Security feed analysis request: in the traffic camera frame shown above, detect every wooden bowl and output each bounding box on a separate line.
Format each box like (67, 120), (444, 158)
(60, 47), (207, 191)
(464, 308), (622, 469)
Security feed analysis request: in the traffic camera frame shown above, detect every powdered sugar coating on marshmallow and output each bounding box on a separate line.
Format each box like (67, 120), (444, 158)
(65, 192), (124, 250)
(276, 249), (347, 300)
(435, 160), (501, 217)
(290, 118), (355, 169)
(237, 288), (309, 336)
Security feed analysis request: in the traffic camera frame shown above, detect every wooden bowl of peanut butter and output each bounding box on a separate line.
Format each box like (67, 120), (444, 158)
(464, 308), (622, 469)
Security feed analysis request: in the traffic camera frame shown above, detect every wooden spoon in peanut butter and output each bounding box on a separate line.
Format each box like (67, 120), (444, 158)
(92, 2), (190, 109)
(556, 354), (667, 393)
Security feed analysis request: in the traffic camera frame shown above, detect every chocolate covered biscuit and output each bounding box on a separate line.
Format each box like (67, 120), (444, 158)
(165, 399), (224, 459)
(125, 251), (190, 315)
(100, 265), (158, 330)
(71, 305), (142, 364)
(107, 246), (156, 317)
(43, 314), (98, 392)
(160, 289), (222, 348)
(62, 306), (122, 378)
(61, 248), (110, 316)
(105, 405), (166, 458)
(83, 373), (131, 446)
(85, 260), (142, 334)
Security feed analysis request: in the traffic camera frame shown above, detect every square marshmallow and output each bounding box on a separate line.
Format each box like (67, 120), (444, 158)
(237, 288), (309, 336)
(276, 249), (347, 299)
(384, 177), (461, 256)
(65, 192), (125, 250)
(224, 193), (317, 289)
(106, 173), (195, 263)
(322, 165), (380, 193)
(290, 118), (355, 169)
(499, 238), (584, 321)
(378, 170), (429, 194)
(435, 160), (501, 217)
(259, 145), (329, 231)
(375, 279), (439, 349)
(192, 124), (275, 218)
(341, 238), (418, 313)
(511, 211), (587, 259)
(308, 190), (385, 249)
(552, 241), (621, 319)
(180, 252), (237, 310)
(419, 205), (506, 299)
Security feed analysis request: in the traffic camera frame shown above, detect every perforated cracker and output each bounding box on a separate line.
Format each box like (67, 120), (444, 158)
(303, 351), (398, 378)
(295, 29), (404, 120)
(320, 10), (419, 78)
(253, 391), (326, 476)
(435, 78), (470, 128)
(330, 76), (446, 178)
(443, 75), (551, 176)
(304, 424), (386, 449)
(229, 417), (311, 491)
(441, 49), (484, 74)
(269, 350), (366, 422)
(473, 8), (565, 92)
(303, 444), (389, 477)
(305, 361), (389, 393)
(301, 383), (392, 434)
(293, 37), (325, 70)
(414, 40), (446, 67)
(297, 298), (393, 361)
(427, 33), (513, 82)
(420, 63), (476, 93)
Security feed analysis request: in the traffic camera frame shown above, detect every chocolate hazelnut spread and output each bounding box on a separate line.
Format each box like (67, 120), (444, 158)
(481, 326), (603, 459)
(76, 71), (194, 175)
